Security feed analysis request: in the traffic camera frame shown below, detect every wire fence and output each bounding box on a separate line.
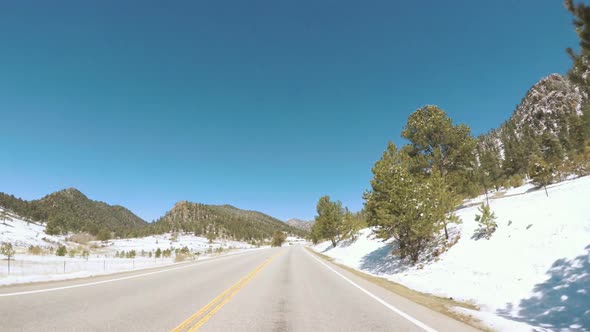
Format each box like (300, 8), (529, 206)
(0, 256), (182, 278)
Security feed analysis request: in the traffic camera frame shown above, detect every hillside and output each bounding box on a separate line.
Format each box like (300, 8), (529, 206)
(152, 201), (308, 241)
(313, 175), (590, 331)
(285, 218), (313, 231)
(0, 188), (147, 237)
(477, 73), (590, 182)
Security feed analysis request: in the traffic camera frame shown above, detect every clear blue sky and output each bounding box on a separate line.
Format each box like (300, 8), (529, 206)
(0, 1), (579, 222)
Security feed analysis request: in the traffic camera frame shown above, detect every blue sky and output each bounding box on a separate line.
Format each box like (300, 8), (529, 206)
(0, 1), (579, 222)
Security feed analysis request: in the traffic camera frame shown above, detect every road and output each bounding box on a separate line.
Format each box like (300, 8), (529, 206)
(0, 245), (480, 332)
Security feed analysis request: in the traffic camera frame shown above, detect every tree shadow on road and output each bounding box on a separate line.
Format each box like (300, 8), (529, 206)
(497, 245), (590, 331)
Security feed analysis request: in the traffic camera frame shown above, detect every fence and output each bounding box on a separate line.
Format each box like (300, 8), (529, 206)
(0, 256), (182, 279)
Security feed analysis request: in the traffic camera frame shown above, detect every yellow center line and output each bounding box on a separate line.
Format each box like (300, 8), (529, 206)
(171, 252), (280, 332)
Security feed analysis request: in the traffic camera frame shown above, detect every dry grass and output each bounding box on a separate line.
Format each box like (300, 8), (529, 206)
(306, 248), (491, 331)
(67, 232), (96, 245)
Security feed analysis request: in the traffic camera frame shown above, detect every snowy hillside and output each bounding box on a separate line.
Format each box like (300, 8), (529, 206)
(0, 208), (260, 285)
(0, 210), (66, 247)
(312, 176), (590, 332)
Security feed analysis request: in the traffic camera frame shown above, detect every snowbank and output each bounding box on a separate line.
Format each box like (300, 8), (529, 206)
(312, 176), (590, 332)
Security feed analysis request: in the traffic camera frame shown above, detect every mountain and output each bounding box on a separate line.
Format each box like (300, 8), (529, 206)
(285, 218), (313, 231)
(477, 73), (589, 179)
(152, 201), (308, 241)
(0, 188), (147, 237)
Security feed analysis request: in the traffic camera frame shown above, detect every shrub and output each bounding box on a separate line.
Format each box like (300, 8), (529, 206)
(271, 231), (286, 247)
(56, 245), (67, 256)
(126, 250), (136, 259)
(508, 174), (524, 188)
(155, 248), (162, 258)
(28, 245), (43, 255)
(175, 254), (188, 262)
(67, 233), (96, 245)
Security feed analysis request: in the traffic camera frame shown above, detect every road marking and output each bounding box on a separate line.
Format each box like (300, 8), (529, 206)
(305, 249), (438, 332)
(172, 252), (280, 332)
(0, 249), (265, 297)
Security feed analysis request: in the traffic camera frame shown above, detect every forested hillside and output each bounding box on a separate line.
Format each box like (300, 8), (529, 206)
(477, 73), (590, 189)
(311, 0), (590, 262)
(0, 188), (147, 238)
(151, 201), (307, 241)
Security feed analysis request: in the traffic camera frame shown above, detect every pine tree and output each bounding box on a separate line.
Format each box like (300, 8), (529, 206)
(565, 0), (590, 90)
(474, 204), (497, 239)
(0, 210), (12, 226)
(271, 231), (286, 247)
(401, 106), (476, 186)
(340, 209), (367, 241)
(430, 171), (462, 240)
(313, 196), (344, 247)
(541, 132), (565, 166)
(155, 248), (162, 258)
(1, 242), (16, 274)
(364, 142), (441, 263)
(529, 157), (555, 197)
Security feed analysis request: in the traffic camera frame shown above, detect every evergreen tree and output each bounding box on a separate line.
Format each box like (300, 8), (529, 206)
(540, 132), (565, 166)
(340, 209), (367, 241)
(529, 157), (555, 197)
(313, 196), (344, 247)
(364, 143), (441, 263)
(401, 105), (477, 189)
(271, 231), (286, 247)
(474, 204), (498, 239)
(430, 171), (462, 240)
(155, 248), (162, 258)
(1, 242), (15, 274)
(565, 0), (590, 90)
(0, 210), (12, 226)
(56, 245), (67, 257)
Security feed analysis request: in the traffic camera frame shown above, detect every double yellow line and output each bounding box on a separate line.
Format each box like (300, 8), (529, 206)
(171, 252), (280, 332)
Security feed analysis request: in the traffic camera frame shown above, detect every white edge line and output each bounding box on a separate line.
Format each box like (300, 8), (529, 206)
(0, 249), (266, 297)
(305, 248), (438, 332)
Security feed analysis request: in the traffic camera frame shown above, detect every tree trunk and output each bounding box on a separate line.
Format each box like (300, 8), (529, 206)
(544, 185), (548, 197)
(444, 224), (449, 240)
(331, 238), (337, 247)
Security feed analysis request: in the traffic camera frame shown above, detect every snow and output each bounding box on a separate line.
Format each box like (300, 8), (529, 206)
(0, 208), (261, 286)
(312, 176), (590, 332)
(0, 212), (66, 247)
(0, 248), (263, 286)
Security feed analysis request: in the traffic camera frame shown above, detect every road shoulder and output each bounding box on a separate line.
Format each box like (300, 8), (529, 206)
(306, 246), (490, 332)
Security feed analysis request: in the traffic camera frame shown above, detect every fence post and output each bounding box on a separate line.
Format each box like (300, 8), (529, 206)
(7, 256), (10, 275)
(104, 260), (106, 272)
(63, 261), (66, 274)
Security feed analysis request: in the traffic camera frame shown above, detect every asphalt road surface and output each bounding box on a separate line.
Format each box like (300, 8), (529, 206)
(0, 245), (480, 332)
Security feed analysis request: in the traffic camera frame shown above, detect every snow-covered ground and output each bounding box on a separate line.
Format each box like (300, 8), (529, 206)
(312, 176), (590, 332)
(0, 209), (262, 285)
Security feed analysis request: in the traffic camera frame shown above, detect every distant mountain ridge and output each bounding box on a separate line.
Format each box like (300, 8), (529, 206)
(285, 218), (313, 231)
(151, 201), (308, 240)
(0, 188), (147, 237)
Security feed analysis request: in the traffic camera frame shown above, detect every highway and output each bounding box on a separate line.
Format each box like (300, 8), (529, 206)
(0, 245), (480, 331)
